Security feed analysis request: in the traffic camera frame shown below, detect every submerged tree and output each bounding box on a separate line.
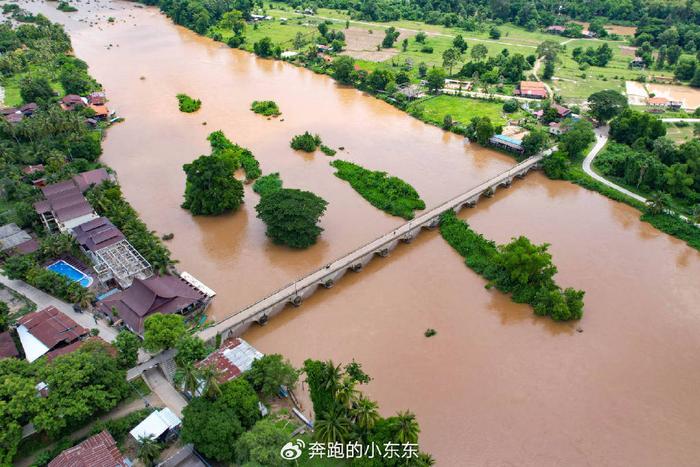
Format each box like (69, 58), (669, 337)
(182, 154), (244, 215)
(255, 188), (328, 248)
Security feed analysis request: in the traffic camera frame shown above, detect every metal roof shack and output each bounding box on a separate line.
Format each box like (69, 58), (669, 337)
(196, 338), (263, 383)
(49, 430), (129, 467)
(17, 306), (88, 362)
(0, 223), (33, 253)
(129, 408), (181, 442)
(0, 331), (19, 359)
(489, 134), (525, 153)
(97, 275), (207, 335)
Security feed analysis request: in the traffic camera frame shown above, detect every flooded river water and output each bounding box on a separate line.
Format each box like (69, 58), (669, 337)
(20, 1), (700, 465)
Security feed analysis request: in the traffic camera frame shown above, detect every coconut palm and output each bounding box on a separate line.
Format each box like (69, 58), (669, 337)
(314, 406), (353, 444)
(415, 452), (436, 466)
(174, 362), (201, 397)
(199, 363), (222, 400)
(323, 360), (342, 393)
(350, 395), (380, 431)
(335, 376), (360, 408)
(692, 204), (700, 223)
(394, 410), (420, 444)
(137, 436), (162, 466)
(646, 191), (668, 215)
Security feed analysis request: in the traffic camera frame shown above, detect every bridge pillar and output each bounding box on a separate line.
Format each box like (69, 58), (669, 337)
(484, 187), (495, 198)
(401, 227), (422, 243)
(421, 217), (440, 230)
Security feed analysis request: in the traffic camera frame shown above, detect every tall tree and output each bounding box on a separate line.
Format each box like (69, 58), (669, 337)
(182, 154), (244, 216)
(588, 90), (628, 123)
(142, 313), (186, 352)
(255, 188), (328, 249)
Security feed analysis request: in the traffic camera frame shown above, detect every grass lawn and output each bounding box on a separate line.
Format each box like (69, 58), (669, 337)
(664, 122), (699, 144)
(550, 39), (688, 103)
(408, 95), (518, 126)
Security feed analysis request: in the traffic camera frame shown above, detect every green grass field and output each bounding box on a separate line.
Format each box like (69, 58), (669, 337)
(408, 95), (521, 126)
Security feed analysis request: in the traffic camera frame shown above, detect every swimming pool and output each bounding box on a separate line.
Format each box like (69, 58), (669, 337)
(46, 260), (93, 288)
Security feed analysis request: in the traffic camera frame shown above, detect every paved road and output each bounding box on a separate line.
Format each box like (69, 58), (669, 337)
(143, 368), (188, 418)
(661, 118), (700, 123)
(582, 126), (648, 203)
(581, 126), (700, 226)
(0, 273), (152, 362)
(0, 273), (120, 342)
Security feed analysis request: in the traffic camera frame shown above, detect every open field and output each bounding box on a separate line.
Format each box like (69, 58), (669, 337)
(407, 95), (522, 127)
(227, 4), (700, 106)
(665, 122), (699, 143)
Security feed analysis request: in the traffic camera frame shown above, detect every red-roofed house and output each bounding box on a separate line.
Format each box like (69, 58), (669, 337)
(546, 25), (565, 34)
(59, 94), (86, 111)
(48, 431), (129, 467)
(16, 306), (88, 362)
(515, 81), (548, 99)
(196, 338), (263, 383)
(0, 331), (19, 359)
(72, 168), (112, 193)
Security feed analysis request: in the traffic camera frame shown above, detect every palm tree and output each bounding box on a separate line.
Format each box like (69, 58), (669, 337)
(350, 395), (380, 431)
(415, 452), (436, 466)
(75, 288), (95, 309)
(137, 436), (162, 466)
(323, 360), (342, 393)
(174, 362), (201, 397)
(394, 410), (420, 444)
(692, 204), (700, 223)
(314, 406), (352, 444)
(199, 363), (222, 400)
(646, 191), (668, 215)
(335, 376), (360, 408)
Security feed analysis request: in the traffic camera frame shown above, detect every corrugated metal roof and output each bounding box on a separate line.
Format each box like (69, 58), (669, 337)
(130, 408), (181, 441)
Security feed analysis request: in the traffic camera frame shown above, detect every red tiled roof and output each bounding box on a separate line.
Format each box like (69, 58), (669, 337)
(48, 430), (127, 467)
(0, 331), (19, 359)
(12, 238), (40, 255)
(197, 338), (243, 382)
(17, 306), (88, 350)
(35, 181), (94, 223)
(22, 164), (45, 175)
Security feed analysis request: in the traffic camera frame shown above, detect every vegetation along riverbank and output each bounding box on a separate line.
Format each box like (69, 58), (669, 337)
(440, 211), (585, 321)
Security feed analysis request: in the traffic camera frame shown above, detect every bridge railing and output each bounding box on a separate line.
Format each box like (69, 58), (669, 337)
(200, 154), (544, 332)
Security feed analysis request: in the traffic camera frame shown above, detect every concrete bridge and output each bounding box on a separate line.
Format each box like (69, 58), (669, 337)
(198, 153), (544, 344)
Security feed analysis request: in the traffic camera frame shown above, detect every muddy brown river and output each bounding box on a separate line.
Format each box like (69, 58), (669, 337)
(19, 1), (700, 465)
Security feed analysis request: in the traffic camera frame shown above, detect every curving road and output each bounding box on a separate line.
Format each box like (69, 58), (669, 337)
(582, 126), (647, 204)
(582, 123), (699, 226)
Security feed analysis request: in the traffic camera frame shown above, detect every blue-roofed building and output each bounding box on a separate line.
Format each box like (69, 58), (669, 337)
(489, 134), (524, 154)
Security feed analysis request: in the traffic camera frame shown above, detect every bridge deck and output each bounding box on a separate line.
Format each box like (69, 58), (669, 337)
(199, 154), (543, 341)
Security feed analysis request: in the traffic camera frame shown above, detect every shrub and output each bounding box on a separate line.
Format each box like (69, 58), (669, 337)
(250, 100), (281, 116)
(290, 132), (322, 152)
(320, 145), (336, 156)
(253, 173), (283, 197)
(176, 93), (201, 112)
(330, 160), (425, 219)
